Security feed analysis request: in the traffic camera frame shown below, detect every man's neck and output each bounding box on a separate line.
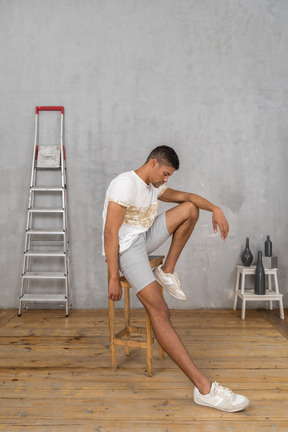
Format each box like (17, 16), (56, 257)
(134, 165), (150, 185)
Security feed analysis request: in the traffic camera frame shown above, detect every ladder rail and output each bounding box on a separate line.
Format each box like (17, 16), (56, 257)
(60, 113), (65, 189)
(60, 113), (69, 301)
(29, 112), (38, 189)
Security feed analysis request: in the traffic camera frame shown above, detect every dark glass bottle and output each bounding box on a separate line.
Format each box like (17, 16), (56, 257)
(241, 238), (253, 267)
(265, 235), (272, 257)
(254, 251), (266, 295)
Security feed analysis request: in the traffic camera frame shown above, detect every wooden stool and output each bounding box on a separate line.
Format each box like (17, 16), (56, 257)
(108, 255), (165, 376)
(233, 265), (285, 320)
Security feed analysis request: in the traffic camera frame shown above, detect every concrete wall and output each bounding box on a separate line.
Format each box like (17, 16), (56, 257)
(1, 0), (287, 310)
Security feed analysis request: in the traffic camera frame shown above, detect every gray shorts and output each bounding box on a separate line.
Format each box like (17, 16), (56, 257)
(119, 212), (170, 293)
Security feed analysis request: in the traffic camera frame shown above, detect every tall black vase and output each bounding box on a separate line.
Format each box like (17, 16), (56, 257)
(241, 238), (253, 267)
(254, 251), (266, 295)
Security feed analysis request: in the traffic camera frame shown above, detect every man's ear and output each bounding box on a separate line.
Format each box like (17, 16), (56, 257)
(149, 158), (158, 168)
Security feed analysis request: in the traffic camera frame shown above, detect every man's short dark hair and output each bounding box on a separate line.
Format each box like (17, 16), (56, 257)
(146, 145), (180, 170)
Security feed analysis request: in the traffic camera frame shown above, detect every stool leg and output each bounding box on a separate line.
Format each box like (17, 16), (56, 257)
(108, 298), (117, 371)
(274, 273), (280, 293)
(124, 286), (131, 356)
(240, 272), (245, 295)
(268, 274), (273, 310)
(241, 298), (246, 320)
(145, 311), (153, 377)
(273, 272), (284, 319)
(240, 272), (246, 320)
(158, 285), (165, 360)
(279, 297), (285, 320)
(233, 268), (240, 310)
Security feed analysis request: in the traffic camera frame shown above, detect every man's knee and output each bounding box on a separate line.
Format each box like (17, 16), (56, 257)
(149, 301), (170, 323)
(137, 284), (171, 322)
(182, 201), (199, 223)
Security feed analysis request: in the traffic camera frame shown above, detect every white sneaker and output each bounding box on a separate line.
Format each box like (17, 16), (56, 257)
(153, 265), (187, 301)
(194, 382), (250, 412)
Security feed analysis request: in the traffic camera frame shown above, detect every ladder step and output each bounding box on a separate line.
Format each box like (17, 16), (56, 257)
(26, 229), (65, 235)
(27, 241), (65, 247)
(24, 250), (65, 257)
(22, 272), (66, 279)
(36, 166), (62, 171)
(31, 186), (64, 192)
(19, 294), (67, 302)
(28, 207), (64, 213)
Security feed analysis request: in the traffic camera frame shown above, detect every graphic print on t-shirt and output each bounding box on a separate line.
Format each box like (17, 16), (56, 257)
(109, 199), (159, 229)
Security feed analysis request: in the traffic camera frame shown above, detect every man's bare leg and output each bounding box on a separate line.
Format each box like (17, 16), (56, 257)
(137, 281), (211, 395)
(162, 202), (199, 274)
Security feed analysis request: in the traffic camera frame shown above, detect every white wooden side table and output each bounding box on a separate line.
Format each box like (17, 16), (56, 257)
(233, 265), (285, 320)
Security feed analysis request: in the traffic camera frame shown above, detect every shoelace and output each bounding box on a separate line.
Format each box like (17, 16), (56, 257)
(214, 382), (233, 400)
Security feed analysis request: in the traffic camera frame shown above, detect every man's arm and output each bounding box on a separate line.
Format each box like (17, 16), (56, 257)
(104, 201), (127, 301)
(159, 188), (229, 240)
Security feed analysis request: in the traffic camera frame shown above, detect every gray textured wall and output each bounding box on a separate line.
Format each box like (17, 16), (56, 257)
(1, 0), (287, 310)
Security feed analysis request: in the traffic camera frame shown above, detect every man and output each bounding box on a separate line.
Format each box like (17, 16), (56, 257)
(103, 145), (249, 412)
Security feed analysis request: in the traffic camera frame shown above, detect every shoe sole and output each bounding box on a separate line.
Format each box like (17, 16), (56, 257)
(162, 286), (187, 301)
(194, 398), (250, 412)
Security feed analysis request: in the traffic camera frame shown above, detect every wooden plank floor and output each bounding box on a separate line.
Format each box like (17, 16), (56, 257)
(0, 308), (288, 431)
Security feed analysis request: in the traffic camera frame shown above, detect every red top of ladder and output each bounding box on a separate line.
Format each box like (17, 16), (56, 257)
(35, 106), (64, 114)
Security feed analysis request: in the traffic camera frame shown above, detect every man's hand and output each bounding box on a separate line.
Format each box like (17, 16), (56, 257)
(108, 277), (123, 302)
(212, 207), (229, 240)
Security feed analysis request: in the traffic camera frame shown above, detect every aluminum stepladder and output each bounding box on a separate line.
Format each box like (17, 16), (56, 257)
(18, 106), (70, 316)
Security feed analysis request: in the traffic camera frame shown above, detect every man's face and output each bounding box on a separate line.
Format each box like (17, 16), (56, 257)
(150, 161), (175, 188)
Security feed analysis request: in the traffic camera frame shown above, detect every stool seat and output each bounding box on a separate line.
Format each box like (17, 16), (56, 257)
(119, 276), (131, 288)
(108, 255), (165, 376)
(233, 265), (285, 320)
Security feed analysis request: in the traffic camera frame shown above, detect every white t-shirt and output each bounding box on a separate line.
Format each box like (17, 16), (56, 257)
(102, 170), (167, 255)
